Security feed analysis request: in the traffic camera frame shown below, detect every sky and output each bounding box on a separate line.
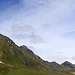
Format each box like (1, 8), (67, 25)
(0, 0), (75, 64)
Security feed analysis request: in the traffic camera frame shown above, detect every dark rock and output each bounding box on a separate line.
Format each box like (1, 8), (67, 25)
(48, 61), (66, 71)
(23, 60), (33, 66)
(20, 45), (34, 55)
(10, 49), (23, 55)
(61, 61), (75, 70)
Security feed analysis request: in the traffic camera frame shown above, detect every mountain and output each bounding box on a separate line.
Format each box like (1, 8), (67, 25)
(48, 61), (66, 71)
(0, 34), (75, 75)
(61, 61), (75, 70)
(0, 34), (51, 71)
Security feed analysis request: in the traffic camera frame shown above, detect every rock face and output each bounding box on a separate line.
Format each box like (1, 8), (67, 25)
(0, 34), (75, 71)
(61, 61), (75, 70)
(0, 34), (15, 46)
(20, 45), (35, 57)
(49, 62), (66, 71)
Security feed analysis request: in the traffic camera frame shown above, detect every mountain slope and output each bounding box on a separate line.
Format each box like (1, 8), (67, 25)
(49, 62), (66, 71)
(61, 61), (75, 70)
(0, 34), (75, 73)
(0, 63), (74, 75)
(0, 34), (51, 71)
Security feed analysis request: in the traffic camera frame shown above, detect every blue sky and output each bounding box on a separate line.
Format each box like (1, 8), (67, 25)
(0, 0), (20, 12)
(0, 0), (75, 64)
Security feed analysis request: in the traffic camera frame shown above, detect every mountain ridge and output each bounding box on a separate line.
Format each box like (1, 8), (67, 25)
(0, 34), (75, 72)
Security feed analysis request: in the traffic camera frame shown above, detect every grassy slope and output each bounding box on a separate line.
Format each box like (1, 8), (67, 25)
(0, 64), (56, 75)
(0, 42), (45, 70)
(0, 64), (74, 75)
(0, 34), (74, 75)
(0, 38), (50, 71)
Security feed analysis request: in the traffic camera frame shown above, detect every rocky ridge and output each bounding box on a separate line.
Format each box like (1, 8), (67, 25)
(0, 34), (75, 71)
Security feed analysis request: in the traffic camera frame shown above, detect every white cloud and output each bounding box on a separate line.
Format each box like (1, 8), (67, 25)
(71, 56), (75, 61)
(10, 25), (44, 44)
(44, 52), (69, 64)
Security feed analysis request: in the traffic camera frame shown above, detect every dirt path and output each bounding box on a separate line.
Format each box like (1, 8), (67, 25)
(71, 72), (75, 74)
(2, 63), (14, 67)
(0, 61), (2, 63)
(0, 61), (14, 67)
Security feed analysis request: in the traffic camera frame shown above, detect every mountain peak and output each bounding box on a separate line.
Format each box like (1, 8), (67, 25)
(62, 61), (75, 70)
(62, 61), (72, 65)
(0, 34), (16, 47)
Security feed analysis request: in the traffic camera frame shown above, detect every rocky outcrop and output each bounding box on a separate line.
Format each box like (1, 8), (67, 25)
(20, 45), (34, 56)
(45, 61), (66, 71)
(0, 34), (15, 46)
(61, 61), (75, 70)
(10, 48), (23, 55)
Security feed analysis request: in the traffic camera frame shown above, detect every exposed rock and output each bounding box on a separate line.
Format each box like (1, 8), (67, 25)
(20, 45), (34, 55)
(20, 45), (27, 50)
(10, 49), (23, 55)
(61, 61), (75, 70)
(23, 60), (33, 66)
(48, 61), (66, 71)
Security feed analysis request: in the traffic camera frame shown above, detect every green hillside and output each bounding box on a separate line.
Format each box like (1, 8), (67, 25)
(0, 34), (50, 71)
(0, 34), (75, 75)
